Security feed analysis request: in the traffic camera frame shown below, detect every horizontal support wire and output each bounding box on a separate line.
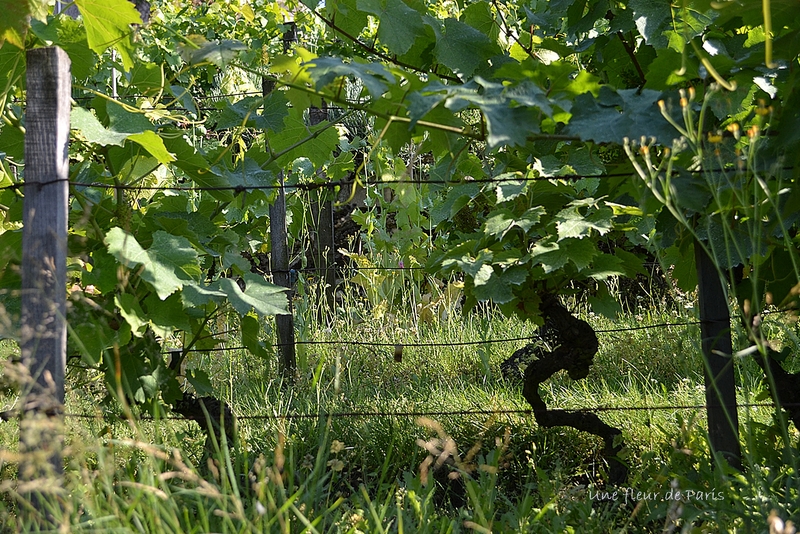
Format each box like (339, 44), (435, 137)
(56, 402), (800, 422)
(2, 166), (793, 194)
(167, 321), (702, 356)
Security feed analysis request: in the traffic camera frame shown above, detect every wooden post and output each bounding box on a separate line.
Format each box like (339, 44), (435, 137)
(308, 102), (336, 318)
(268, 174), (296, 380)
(20, 47), (71, 485)
(694, 240), (742, 469)
(264, 23), (298, 380)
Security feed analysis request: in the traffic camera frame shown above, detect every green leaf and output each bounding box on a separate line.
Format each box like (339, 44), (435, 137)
(105, 228), (200, 300)
(629, 0), (672, 48)
(71, 107), (128, 146)
(614, 248), (648, 277)
(72, 108), (170, 163)
(218, 273), (289, 317)
(0, 0), (36, 48)
(472, 265), (526, 304)
(160, 133), (234, 202)
(115, 293), (147, 337)
(181, 281), (227, 308)
(565, 87), (678, 144)
(75, 0), (141, 70)
(186, 369), (214, 396)
(129, 62), (165, 95)
(430, 182), (483, 226)
(70, 319), (119, 366)
(178, 36), (247, 67)
(145, 292), (193, 337)
(269, 109), (340, 168)
(0, 122), (24, 161)
(325, 0), (368, 38)
(529, 237), (567, 273)
(463, 1), (500, 43)
(358, 0), (425, 55)
(107, 101), (154, 134)
(434, 18), (500, 77)
(584, 254), (626, 279)
(495, 178), (527, 202)
(555, 201), (614, 240)
(0, 41), (26, 98)
(307, 57), (396, 99)
(216, 94), (288, 131)
(127, 131), (175, 165)
(241, 314), (272, 361)
(644, 49), (699, 90)
(588, 294), (622, 320)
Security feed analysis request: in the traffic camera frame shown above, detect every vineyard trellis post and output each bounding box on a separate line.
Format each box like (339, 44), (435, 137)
(264, 23), (299, 380)
(19, 46), (70, 487)
(308, 101), (336, 319)
(695, 240), (742, 469)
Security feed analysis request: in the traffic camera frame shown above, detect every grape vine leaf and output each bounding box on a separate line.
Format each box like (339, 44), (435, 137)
(75, 0), (141, 70)
(127, 131), (175, 165)
(217, 273), (288, 317)
(495, 178), (528, 202)
(144, 293), (193, 337)
(178, 36), (247, 67)
(357, 0), (426, 56)
(71, 107), (130, 146)
(241, 314), (271, 361)
(565, 87), (678, 144)
(115, 293), (148, 337)
(186, 369), (214, 396)
(307, 57), (396, 99)
(472, 265), (527, 304)
(434, 18), (500, 77)
(326, 0), (369, 38)
(629, 0), (672, 48)
(530, 237), (598, 273)
(0, 0), (35, 48)
(216, 93), (289, 131)
(555, 200), (614, 240)
(583, 254), (626, 279)
(105, 228), (200, 300)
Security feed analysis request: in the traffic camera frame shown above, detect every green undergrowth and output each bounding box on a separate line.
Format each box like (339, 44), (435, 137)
(1, 307), (799, 532)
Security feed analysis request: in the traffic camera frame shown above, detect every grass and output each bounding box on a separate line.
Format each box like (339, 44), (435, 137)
(0, 297), (799, 532)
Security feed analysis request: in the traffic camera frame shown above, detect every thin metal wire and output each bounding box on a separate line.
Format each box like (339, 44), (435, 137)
(60, 402), (797, 422)
(3, 165), (793, 193)
(172, 321), (700, 355)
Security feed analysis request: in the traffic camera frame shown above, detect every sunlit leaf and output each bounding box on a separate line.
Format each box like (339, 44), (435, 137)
(75, 0), (141, 70)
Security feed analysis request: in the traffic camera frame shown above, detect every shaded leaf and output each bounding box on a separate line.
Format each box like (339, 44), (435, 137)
(105, 228), (200, 300)
(434, 18), (500, 77)
(178, 36), (247, 67)
(218, 273), (289, 317)
(358, 0), (426, 56)
(530, 237), (598, 273)
(71, 107), (129, 146)
(307, 57), (396, 99)
(565, 87), (678, 144)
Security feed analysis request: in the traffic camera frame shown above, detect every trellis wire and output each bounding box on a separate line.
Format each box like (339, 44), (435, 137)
(56, 402), (800, 422)
(2, 165), (794, 194)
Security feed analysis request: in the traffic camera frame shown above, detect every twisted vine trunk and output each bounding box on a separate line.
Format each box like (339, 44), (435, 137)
(508, 299), (628, 484)
(173, 394), (236, 456)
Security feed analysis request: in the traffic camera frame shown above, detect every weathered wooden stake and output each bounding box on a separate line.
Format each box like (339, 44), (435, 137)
(264, 23), (298, 380)
(268, 174), (297, 380)
(309, 101), (336, 319)
(694, 240), (742, 469)
(20, 47), (71, 485)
